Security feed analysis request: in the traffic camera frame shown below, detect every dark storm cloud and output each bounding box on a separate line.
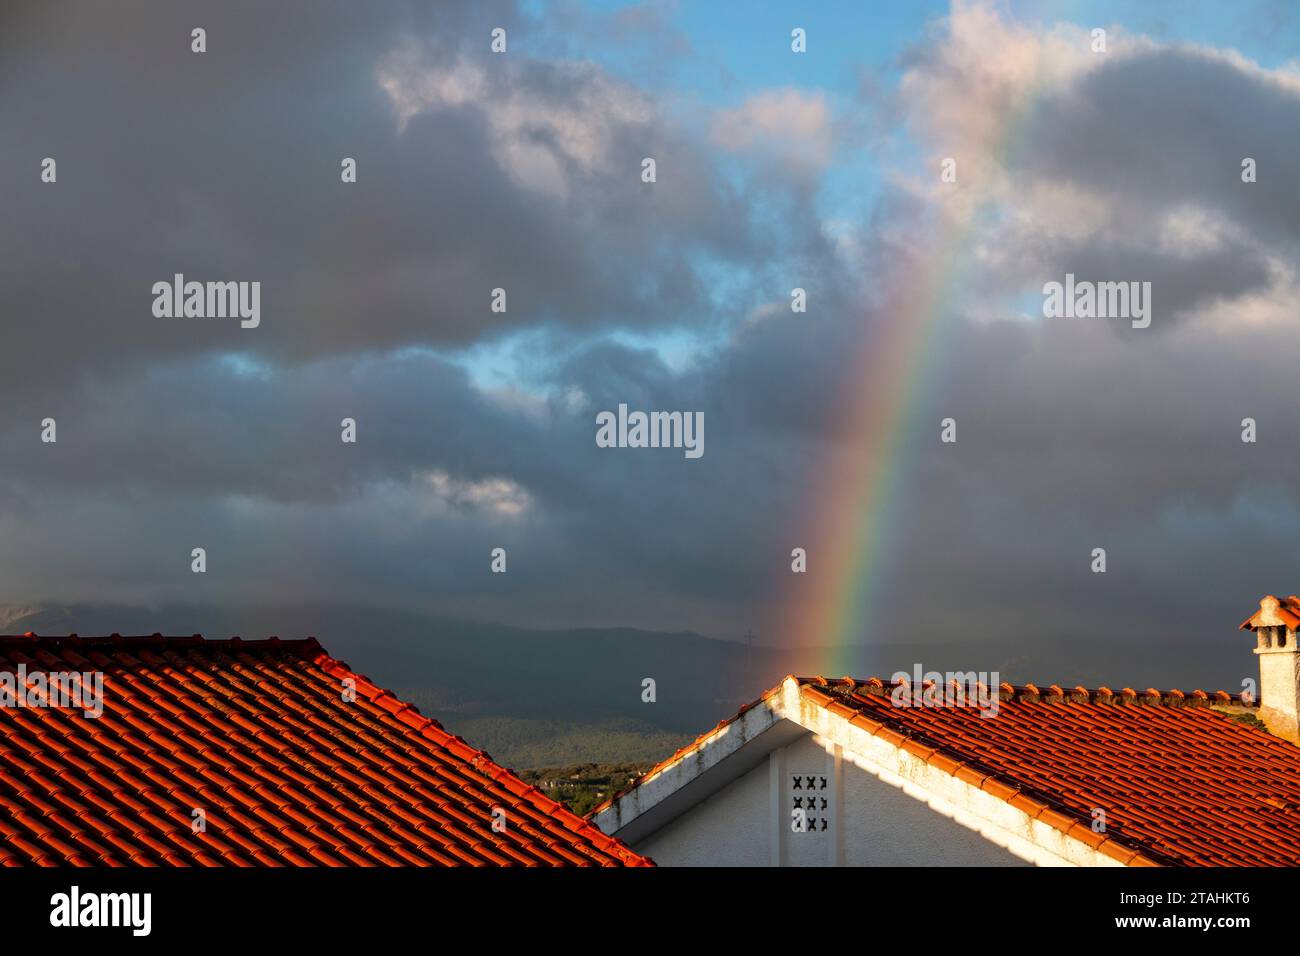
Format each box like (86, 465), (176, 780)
(858, 39), (1300, 648)
(0, 0), (825, 624)
(3, 0), (1300, 655)
(970, 44), (1300, 327)
(1025, 46), (1300, 248)
(0, 0), (760, 385)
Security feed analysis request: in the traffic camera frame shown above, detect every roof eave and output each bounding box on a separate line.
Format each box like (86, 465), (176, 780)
(591, 676), (806, 843)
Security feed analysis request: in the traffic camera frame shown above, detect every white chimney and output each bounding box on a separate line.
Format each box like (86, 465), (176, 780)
(1240, 595), (1300, 743)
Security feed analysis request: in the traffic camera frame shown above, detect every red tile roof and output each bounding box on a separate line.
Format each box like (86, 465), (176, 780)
(0, 633), (651, 867)
(1240, 594), (1300, 630)
(594, 675), (1300, 867)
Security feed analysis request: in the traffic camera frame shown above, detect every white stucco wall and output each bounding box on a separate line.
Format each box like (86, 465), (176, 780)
(631, 728), (1026, 866)
(1257, 644), (1300, 741)
(839, 743), (1027, 865)
(636, 757), (771, 867)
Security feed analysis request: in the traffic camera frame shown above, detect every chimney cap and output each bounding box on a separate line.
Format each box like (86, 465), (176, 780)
(1240, 594), (1300, 631)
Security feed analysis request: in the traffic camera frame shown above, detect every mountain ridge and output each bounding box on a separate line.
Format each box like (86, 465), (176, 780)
(1, 602), (1252, 766)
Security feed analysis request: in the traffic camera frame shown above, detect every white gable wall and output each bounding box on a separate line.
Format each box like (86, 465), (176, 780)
(633, 730), (1027, 866)
(636, 757), (771, 867)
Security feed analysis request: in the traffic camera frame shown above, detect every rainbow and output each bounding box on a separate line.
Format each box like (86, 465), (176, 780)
(781, 71), (1044, 677)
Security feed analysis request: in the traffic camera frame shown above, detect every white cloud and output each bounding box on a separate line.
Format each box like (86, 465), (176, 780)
(712, 88), (834, 174)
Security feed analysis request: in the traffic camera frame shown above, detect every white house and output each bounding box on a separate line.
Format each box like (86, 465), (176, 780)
(590, 594), (1300, 867)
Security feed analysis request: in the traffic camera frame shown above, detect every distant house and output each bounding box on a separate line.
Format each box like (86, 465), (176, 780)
(590, 595), (1300, 867)
(0, 633), (650, 866)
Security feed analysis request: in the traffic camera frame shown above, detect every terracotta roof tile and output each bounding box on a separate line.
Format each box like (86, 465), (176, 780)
(0, 634), (650, 867)
(594, 672), (1300, 867)
(1241, 594), (1300, 630)
(809, 677), (1298, 866)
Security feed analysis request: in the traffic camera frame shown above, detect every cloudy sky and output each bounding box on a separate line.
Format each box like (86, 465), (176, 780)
(2, 0), (1299, 661)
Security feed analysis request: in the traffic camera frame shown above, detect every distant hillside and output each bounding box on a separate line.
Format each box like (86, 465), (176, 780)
(2, 602), (1252, 766)
(518, 763), (656, 816)
(420, 715), (688, 769)
(2, 603), (777, 736)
